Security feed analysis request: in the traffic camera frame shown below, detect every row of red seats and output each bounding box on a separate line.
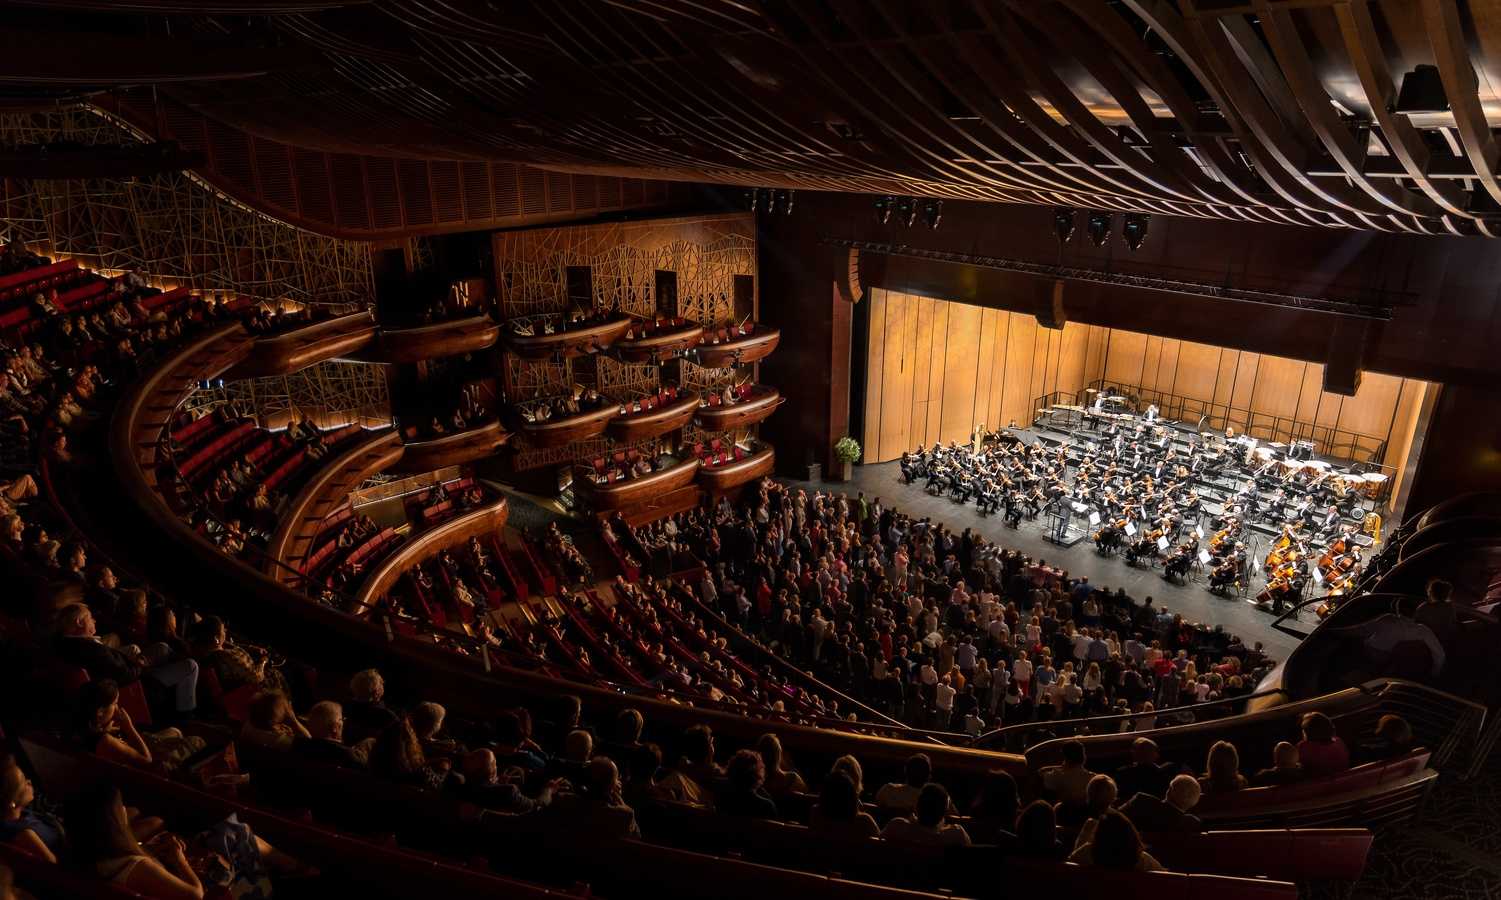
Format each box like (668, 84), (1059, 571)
(702, 383), (754, 407)
(0, 257), (80, 300)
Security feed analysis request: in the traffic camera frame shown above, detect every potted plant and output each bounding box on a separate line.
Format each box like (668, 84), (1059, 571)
(832, 436), (862, 482)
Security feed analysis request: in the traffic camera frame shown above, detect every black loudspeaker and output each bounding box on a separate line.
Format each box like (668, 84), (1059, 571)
(1035, 279), (1067, 330)
(1323, 317), (1368, 396)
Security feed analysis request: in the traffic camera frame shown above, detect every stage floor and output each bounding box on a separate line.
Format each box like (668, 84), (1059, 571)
(782, 459), (1304, 660)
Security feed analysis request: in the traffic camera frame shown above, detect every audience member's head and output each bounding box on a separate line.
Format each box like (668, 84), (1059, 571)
(350, 668), (385, 703)
(1204, 740), (1242, 790)
(72, 679), (120, 741)
(755, 733), (787, 774)
(678, 724), (714, 767)
(369, 719), (425, 778)
(972, 770), (1019, 826)
(1084, 774), (1118, 817)
(614, 708), (644, 745)
(1130, 737), (1159, 765)
(831, 755), (864, 797)
(564, 729), (594, 764)
(725, 749), (766, 795)
(1271, 741), (1300, 770)
(1060, 740), (1087, 768)
(1165, 774), (1201, 812)
(1374, 714), (1414, 752)
(411, 702), (446, 740)
(1015, 800), (1058, 855)
(902, 753), (932, 788)
(1301, 711), (1337, 744)
(1426, 578), (1453, 605)
(1088, 809), (1148, 870)
(913, 783), (950, 828)
(57, 602), (93, 638)
(817, 772), (861, 821)
(306, 701), (344, 742)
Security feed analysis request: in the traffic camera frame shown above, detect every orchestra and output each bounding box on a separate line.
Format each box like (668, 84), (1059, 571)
(898, 407), (1377, 614)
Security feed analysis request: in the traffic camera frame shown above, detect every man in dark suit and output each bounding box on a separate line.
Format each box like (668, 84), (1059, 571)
(291, 701), (362, 768)
(1113, 738), (1174, 802)
(53, 603), (198, 714)
(1119, 774), (1203, 834)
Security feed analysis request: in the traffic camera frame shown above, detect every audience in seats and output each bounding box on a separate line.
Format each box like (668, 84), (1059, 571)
(880, 783), (970, 847)
(68, 679), (204, 771)
(809, 771), (879, 839)
(1119, 773), (1203, 833)
(294, 701), (363, 769)
(517, 385), (610, 424)
(53, 604), (200, 718)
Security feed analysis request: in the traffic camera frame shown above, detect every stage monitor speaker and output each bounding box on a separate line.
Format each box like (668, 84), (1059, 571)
(1323, 317), (1368, 396)
(1035, 279), (1067, 330)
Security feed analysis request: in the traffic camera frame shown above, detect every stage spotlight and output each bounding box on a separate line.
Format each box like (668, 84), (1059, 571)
(744, 189), (757, 211)
(1122, 212), (1150, 250)
(1053, 206), (1076, 243)
(874, 195), (895, 224)
(1395, 64), (1448, 114)
(763, 190), (779, 215)
(920, 198), (942, 229)
(897, 196), (917, 228)
(1086, 211), (1112, 247)
(780, 189), (795, 215)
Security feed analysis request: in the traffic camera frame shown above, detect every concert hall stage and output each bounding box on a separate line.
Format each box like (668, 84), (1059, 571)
(785, 459), (1304, 659)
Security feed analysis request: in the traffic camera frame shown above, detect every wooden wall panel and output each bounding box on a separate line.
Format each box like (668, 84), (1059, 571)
(1251, 356), (1304, 421)
(1003, 314), (1039, 432)
(940, 303), (984, 443)
(1105, 330), (1147, 385)
(876, 290), (915, 461)
(864, 289), (889, 462)
(1174, 341), (1221, 401)
(861, 300), (1433, 474)
(974, 307), (1000, 433)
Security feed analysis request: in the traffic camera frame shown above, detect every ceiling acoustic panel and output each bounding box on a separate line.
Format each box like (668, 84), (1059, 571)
(51, 0), (1501, 238)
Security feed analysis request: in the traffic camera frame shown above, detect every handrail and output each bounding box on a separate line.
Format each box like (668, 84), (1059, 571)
(971, 685), (1290, 751)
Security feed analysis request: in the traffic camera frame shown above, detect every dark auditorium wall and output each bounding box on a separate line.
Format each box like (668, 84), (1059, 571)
(755, 191), (1501, 497)
(1403, 384), (1501, 516)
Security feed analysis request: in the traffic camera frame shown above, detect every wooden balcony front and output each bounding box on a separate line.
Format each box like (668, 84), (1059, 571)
(697, 445), (775, 493)
(224, 311), (377, 379)
(694, 385), (783, 431)
(509, 402), (617, 449)
(607, 392), (699, 442)
(693, 325), (780, 367)
(609, 321), (705, 363)
(350, 499), (509, 618)
(503, 315), (631, 360)
(394, 419), (510, 473)
(375, 315), (501, 364)
(572, 457), (701, 511)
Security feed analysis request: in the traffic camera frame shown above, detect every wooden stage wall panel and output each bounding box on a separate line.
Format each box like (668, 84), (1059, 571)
(862, 294), (1432, 476)
(862, 291), (1104, 462)
(1094, 326), (1428, 468)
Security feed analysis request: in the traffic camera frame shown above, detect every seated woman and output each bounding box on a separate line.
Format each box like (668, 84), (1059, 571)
(2, 754), (164, 864)
(67, 680), (158, 769)
(241, 690), (310, 751)
(1298, 711), (1352, 777)
(967, 770), (1020, 844)
(754, 734), (807, 799)
(714, 749), (779, 820)
(368, 718), (462, 793)
(67, 784), (204, 900)
(1068, 808), (1163, 871)
(808, 771), (878, 840)
(69, 782), (311, 900)
(1197, 741), (1247, 795)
